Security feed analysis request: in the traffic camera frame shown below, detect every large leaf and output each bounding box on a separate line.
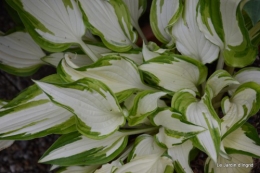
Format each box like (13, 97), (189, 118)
(39, 131), (128, 166)
(6, 0), (98, 61)
(151, 109), (205, 147)
(139, 55), (207, 94)
(223, 123), (260, 158)
(34, 78), (125, 139)
(172, 89), (221, 163)
(79, 0), (137, 52)
(0, 31), (45, 76)
(197, 0), (257, 67)
(221, 82), (260, 138)
(171, 0), (219, 64)
(167, 140), (194, 173)
(58, 55), (152, 102)
(0, 75), (75, 140)
(150, 0), (183, 45)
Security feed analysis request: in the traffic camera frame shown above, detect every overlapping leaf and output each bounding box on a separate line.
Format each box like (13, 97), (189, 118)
(139, 54), (207, 93)
(197, 0), (257, 67)
(39, 131), (128, 166)
(6, 0), (98, 61)
(0, 75), (75, 140)
(58, 55), (152, 102)
(171, 0), (220, 64)
(0, 32), (45, 76)
(79, 0), (137, 52)
(35, 78), (125, 139)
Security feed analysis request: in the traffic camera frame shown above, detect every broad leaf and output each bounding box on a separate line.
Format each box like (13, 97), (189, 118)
(0, 31), (45, 76)
(151, 109), (205, 147)
(171, 0), (219, 64)
(127, 91), (166, 126)
(223, 123), (260, 158)
(205, 154), (253, 173)
(197, 0), (257, 67)
(128, 134), (165, 161)
(172, 89), (221, 163)
(35, 78), (125, 139)
(115, 153), (173, 173)
(0, 75), (75, 140)
(167, 140), (193, 173)
(39, 131), (128, 166)
(79, 0), (137, 52)
(58, 55), (152, 102)
(150, 0), (183, 45)
(6, 0), (98, 61)
(139, 55), (207, 93)
(221, 82), (260, 138)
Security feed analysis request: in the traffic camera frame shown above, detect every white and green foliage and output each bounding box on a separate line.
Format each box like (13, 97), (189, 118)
(1, 0), (260, 172)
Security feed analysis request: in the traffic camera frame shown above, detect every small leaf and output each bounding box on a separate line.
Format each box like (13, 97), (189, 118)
(0, 140), (14, 151)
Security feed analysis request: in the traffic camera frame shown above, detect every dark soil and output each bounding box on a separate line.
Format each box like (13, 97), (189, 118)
(0, 0), (259, 173)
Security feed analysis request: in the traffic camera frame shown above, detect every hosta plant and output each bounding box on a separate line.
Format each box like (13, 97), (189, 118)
(1, 0), (260, 172)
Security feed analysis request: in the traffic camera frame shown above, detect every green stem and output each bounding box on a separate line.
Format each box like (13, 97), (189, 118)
(79, 40), (98, 62)
(216, 53), (225, 70)
(225, 66), (235, 75)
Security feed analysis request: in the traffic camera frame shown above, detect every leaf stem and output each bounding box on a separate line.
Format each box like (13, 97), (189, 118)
(79, 41), (98, 62)
(216, 53), (224, 70)
(132, 19), (148, 45)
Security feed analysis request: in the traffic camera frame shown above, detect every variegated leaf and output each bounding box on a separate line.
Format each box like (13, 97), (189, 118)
(221, 82), (260, 138)
(79, 0), (137, 52)
(58, 55), (152, 102)
(6, 0), (98, 61)
(171, 0), (219, 64)
(139, 55), (207, 93)
(0, 31), (45, 76)
(39, 131), (128, 166)
(150, 0), (183, 45)
(34, 78), (125, 139)
(197, 0), (257, 67)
